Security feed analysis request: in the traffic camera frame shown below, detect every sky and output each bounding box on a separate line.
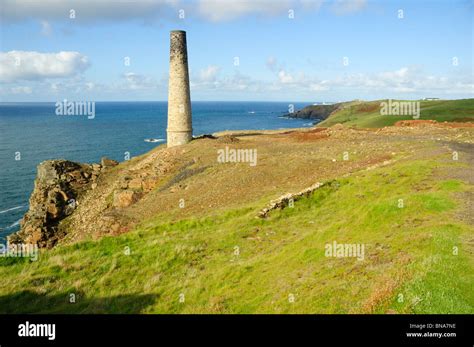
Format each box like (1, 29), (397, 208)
(0, 0), (473, 102)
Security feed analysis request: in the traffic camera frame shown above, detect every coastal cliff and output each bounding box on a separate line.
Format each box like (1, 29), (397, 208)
(8, 158), (117, 248)
(284, 102), (348, 120)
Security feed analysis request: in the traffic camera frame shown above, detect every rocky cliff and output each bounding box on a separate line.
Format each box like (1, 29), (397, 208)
(8, 157), (117, 248)
(7, 142), (189, 249)
(285, 102), (346, 120)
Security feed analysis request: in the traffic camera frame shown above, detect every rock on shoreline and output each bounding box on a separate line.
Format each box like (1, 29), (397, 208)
(8, 157), (117, 248)
(283, 102), (347, 120)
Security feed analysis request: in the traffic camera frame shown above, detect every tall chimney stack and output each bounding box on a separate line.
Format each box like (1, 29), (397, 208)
(167, 30), (192, 147)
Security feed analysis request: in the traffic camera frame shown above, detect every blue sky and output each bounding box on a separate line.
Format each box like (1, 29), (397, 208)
(0, 0), (472, 102)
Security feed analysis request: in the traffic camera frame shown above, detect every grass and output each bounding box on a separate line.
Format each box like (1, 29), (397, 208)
(318, 99), (474, 128)
(0, 156), (472, 314)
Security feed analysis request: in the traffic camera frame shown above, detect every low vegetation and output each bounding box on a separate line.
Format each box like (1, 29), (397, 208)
(0, 157), (472, 313)
(318, 99), (474, 128)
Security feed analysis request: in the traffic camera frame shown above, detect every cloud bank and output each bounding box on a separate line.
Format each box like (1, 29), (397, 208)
(0, 0), (363, 23)
(0, 51), (90, 82)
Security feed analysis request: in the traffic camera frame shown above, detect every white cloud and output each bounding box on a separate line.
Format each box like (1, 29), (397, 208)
(122, 72), (158, 90)
(1, 0), (362, 24)
(378, 67), (410, 82)
(278, 69), (295, 84)
(241, 64), (473, 96)
(190, 65), (222, 89)
(10, 86), (32, 94)
(84, 82), (95, 91)
(0, 71), (161, 99)
(196, 0), (328, 22)
(1, 0), (180, 23)
(199, 65), (220, 82)
(275, 67), (311, 86)
(197, 0), (293, 22)
(0, 51), (90, 82)
(309, 82), (329, 91)
(191, 66), (265, 92)
(300, 0), (324, 11)
(221, 72), (256, 91)
(48, 77), (100, 94)
(331, 0), (367, 15)
(268, 58), (312, 86)
(3, 60), (471, 100)
(321, 66), (474, 95)
(190, 62), (473, 97)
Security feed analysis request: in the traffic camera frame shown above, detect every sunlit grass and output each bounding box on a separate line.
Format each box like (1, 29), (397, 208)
(0, 159), (472, 313)
(318, 99), (474, 128)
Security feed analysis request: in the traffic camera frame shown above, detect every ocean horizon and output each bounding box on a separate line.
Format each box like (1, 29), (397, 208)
(0, 101), (316, 242)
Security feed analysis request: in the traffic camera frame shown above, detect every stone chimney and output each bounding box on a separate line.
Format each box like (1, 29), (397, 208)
(167, 30), (192, 147)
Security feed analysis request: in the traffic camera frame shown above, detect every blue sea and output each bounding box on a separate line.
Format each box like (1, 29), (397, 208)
(0, 101), (314, 242)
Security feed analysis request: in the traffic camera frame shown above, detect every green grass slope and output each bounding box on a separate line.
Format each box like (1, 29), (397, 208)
(1, 156), (472, 313)
(318, 99), (474, 128)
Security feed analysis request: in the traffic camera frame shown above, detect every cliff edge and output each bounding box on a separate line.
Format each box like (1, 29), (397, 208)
(8, 158), (117, 248)
(284, 102), (352, 120)
(8, 116), (473, 250)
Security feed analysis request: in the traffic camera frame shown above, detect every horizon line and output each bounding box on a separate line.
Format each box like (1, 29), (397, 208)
(0, 97), (471, 104)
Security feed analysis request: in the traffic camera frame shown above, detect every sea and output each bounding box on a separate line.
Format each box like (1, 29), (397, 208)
(0, 101), (315, 243)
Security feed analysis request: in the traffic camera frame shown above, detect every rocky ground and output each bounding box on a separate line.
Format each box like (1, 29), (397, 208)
(9, 120), (473, 249)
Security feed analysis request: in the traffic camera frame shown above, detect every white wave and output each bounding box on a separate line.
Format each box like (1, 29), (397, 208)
(0, 205), (25, 214)
(144, 138), (165, 143)
(5, 219), (22, 229)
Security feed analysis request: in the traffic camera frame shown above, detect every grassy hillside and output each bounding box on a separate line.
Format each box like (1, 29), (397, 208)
(318, 99), (474, 128)
(1, 155), (472, 313)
